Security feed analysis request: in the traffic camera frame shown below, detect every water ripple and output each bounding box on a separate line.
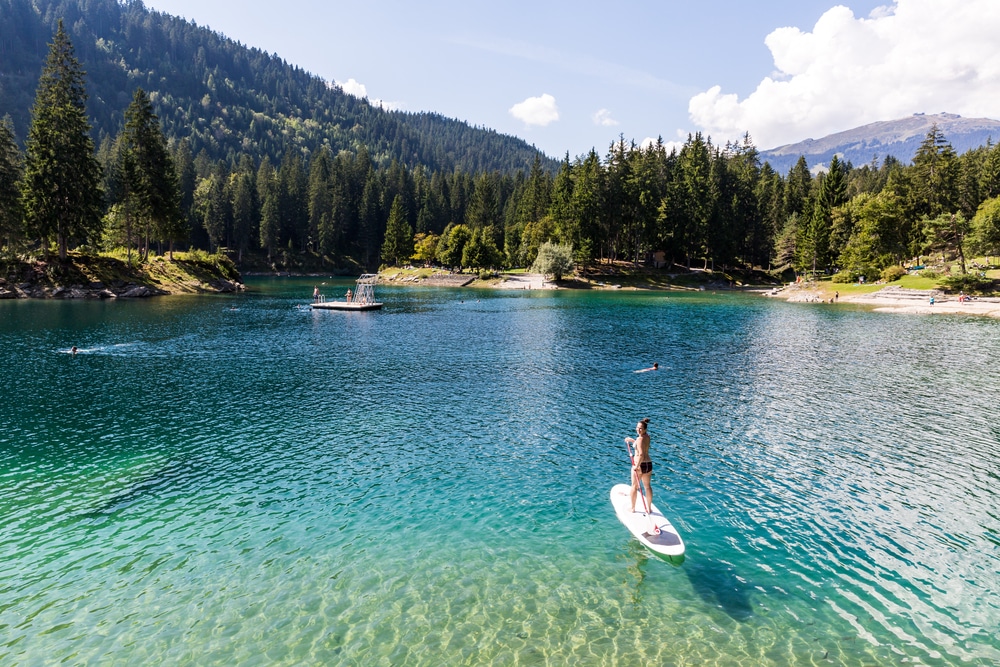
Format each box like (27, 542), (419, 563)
(0, 285), (998, 665)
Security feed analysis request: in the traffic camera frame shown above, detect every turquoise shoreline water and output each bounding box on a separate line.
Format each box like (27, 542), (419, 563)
(1, 278), (998, 665)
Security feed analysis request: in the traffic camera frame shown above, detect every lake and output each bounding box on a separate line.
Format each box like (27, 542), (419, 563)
(1, 278), (998, 665)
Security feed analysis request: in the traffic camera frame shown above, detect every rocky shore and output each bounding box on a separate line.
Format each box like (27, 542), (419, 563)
(0, 277), (243, 299)
(0, 255), (244, 300)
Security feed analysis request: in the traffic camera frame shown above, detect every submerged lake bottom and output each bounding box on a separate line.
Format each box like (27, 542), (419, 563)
(1, 278), (998, 665)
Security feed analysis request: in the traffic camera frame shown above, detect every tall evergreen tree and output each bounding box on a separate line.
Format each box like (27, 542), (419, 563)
(909, 125), (959, 219)
(784, 156), (812, 219)
(358, 170), (383, 269)
(979, 142), (1000, 200)
(229, 156), (259, 262)
(678, 133), (714, 268)
(19, 21), (104, 260)
(0, 116), (23, 250)
(380, 195), (412, 267)
(120, 88), (183, 259)
(571, 149), (603, 266)
(173, 139), (200, 247)
(278, 150), (308, 250)
(548, 153), (575, 243)
(196, 165), (231, 251)
(307, 146), (334, 253)
(467, 172), (502, 230)
(805, 154), (848, 271)
(257, 157), (279, 261)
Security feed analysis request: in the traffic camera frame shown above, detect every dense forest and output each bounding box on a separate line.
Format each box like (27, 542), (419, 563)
(0, 0), (555, 175)
(3, 0), (1000, 281)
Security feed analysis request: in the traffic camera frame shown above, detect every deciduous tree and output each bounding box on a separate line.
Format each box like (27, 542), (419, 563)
(971, 196), (1000, 262)
(531, 241), (574, 280)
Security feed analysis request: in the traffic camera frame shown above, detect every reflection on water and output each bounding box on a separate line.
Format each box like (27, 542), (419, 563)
(1, 281), (999, 665)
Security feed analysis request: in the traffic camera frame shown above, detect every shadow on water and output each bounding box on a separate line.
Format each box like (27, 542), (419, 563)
(683, 557), (754, 621)
(80, 460), (197, 517)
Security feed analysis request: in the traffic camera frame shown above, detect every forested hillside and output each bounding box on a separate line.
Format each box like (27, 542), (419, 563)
(0, 0), (554, 174)
(4, 0), (1000, 285)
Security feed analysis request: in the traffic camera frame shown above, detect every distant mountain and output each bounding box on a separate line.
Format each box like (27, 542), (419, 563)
(760, 113), (1000, 173)
(0, 0), (557, 174)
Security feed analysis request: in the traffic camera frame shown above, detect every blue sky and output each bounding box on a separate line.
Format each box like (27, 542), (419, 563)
(143, 0), (999, 159)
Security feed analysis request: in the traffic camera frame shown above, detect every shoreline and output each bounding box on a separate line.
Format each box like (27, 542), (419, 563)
(764, 283), (1000, 319)
(0, 254), (244, 300)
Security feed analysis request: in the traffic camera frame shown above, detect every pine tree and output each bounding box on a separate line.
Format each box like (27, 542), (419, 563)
(20, 21), (104, 260)
(806, 154), (848, 271)
(257, 158), (279, 262)
(679, 133), (714, 268)
(358, 172), (383, 270)
(909, 125), (959, 219)
(307, 146), (333, 252)
(195, 167), (230, 251)
(467, 172), (502, 229)
(575, 150), (604, 266)
(548, 153), (575, 245)
(229, 156), (259, 262)
(173, 139), (198, 246)
(380, 195), (412, 267)
(0, 116), (23, 250)
(120, 88), (183, 259)
(784, 156), (812, 218)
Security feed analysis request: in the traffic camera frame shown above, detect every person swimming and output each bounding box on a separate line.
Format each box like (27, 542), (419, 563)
(635, 362), (658, 373)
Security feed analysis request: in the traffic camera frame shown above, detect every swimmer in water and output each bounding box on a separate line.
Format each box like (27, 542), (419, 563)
(635, 362), (658, 373)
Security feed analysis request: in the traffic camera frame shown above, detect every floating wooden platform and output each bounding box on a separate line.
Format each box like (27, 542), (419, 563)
(311, 301), (382, 311)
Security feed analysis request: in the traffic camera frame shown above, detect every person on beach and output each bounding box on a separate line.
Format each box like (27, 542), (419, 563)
(625, 418), (653, 513)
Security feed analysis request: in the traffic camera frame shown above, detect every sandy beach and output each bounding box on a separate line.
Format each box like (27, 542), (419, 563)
(495, 273), (553, 290)
(767, 284), (1000, 318)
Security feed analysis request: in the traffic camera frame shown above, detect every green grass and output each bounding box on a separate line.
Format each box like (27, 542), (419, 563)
(896, 274), (941, 290)
(2, 250), (241, 294)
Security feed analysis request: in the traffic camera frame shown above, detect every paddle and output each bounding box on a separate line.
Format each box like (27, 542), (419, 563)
(626, 440), (660, 536)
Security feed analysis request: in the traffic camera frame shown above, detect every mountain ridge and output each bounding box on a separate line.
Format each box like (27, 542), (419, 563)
(760, 112), (1000, 172)
(0, 0), (557, 174)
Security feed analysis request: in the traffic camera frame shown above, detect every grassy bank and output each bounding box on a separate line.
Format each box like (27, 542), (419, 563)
(379, 262), (785, 291)
(1, 250), (243, 296)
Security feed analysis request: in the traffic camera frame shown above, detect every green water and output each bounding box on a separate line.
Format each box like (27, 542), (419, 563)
(1, 279), (998, 665)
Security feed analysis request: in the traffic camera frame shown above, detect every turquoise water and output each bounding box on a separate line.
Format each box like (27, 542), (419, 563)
(1, 279), (998, 665)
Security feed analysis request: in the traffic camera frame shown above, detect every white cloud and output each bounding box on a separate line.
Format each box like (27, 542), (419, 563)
(335, 78), (404, 111)
(509, 94), (560, 126)
(688, 0), (1000, 149)
(338, 78), (368, 99)
(592, 109), (619, 127)
(641, 136), (686, 154)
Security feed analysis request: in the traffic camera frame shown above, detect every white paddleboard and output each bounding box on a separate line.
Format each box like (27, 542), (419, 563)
(610, 483), (685, 560)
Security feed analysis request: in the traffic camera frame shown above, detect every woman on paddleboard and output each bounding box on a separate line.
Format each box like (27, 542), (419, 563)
(625, 418), (653, 513)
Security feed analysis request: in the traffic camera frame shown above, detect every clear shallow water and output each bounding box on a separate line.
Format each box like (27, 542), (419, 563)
(1, 279), (998, 666)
